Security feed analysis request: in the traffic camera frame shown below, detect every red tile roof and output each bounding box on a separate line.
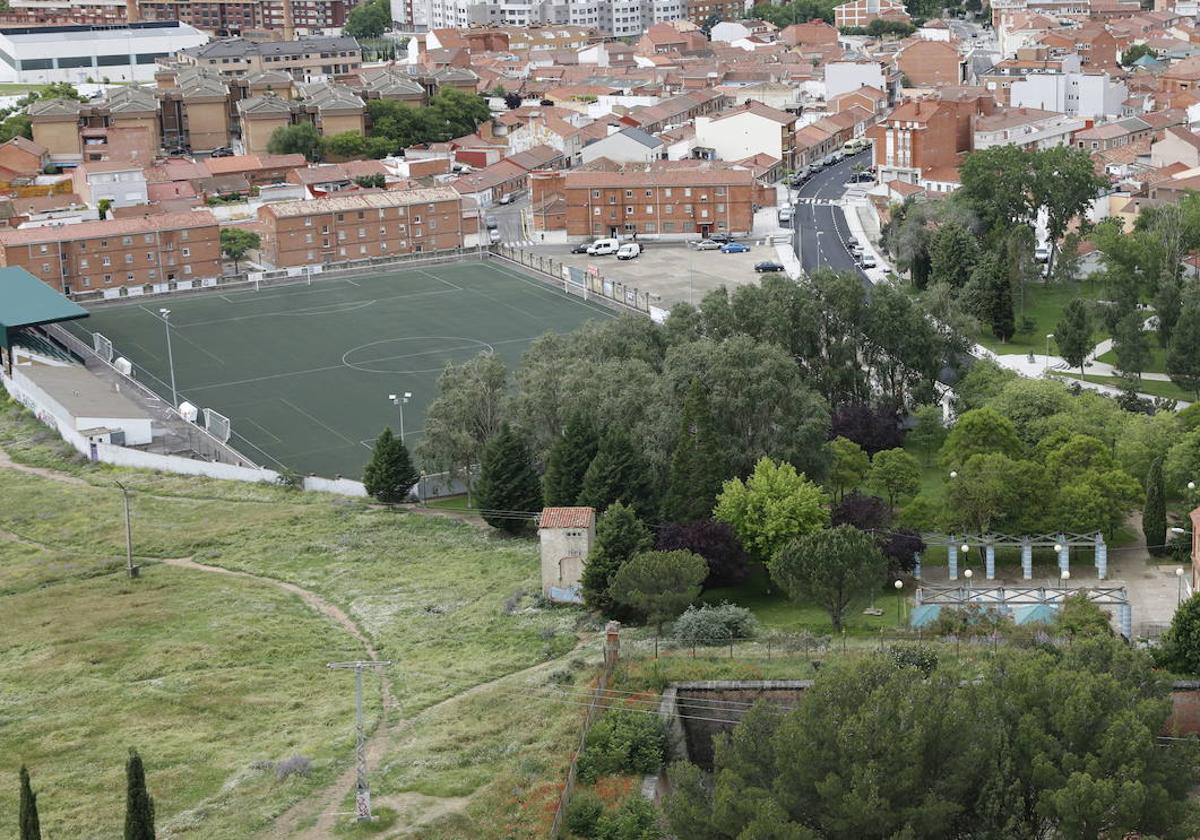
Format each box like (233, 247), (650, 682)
(0, 211), (217, 246)
(538, 507), (595, 529)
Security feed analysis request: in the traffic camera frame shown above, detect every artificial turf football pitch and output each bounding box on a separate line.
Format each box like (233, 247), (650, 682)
(68, 259), (615, 479)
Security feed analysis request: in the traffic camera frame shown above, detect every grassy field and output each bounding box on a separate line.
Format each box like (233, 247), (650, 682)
(975, 281), (1105, 355)
(1052, 371), (1196, 402)
(69, 259), (615, 478)
(1097, 343), (1168, 374)
(0, 396), (591, 839)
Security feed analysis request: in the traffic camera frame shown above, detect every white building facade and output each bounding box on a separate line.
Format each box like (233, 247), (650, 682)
(0, 21), (207, 84)
(1010, 72), (1128, 119)
(421, 0), (682, 34)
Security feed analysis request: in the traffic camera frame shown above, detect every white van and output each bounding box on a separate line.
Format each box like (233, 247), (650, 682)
(488, 228), (502, 244)
(587, 238), (620, 255)
(616, 242), (641, 260)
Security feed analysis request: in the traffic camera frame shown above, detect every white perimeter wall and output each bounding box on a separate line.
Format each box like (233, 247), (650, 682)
(2, 367), (369, 497)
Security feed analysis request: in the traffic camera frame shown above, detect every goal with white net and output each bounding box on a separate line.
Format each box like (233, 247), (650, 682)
(564, 266), (589, 300)
(203, 408), (232, 444)
(93, 332), (114, 363)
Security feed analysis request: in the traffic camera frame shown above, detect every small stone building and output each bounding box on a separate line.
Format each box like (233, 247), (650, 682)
(538, 506), (596, 603)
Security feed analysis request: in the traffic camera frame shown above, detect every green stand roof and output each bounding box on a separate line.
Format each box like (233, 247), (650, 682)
(0, 267), (88, 349)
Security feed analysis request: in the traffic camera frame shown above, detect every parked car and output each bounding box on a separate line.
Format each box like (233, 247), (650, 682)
(695, 239), (722, 250)
(485, 216), (498, 229)
(848, 241), (863, 256)
(570, 242), (591, 254)
(498, 192), (514, 205)
(778, 206), (793, 224)
(209, 147), (234, 158)
(755, 261), (785, 272)
(708, 233), (735, 244)
(587, 238), (620, 256)
(616, 242), (641, 260)
(859, 253), (877, 268)
(1035, 245), (1050, 262)
(720, 242), (751, 253)
(489, 228), (503, 244)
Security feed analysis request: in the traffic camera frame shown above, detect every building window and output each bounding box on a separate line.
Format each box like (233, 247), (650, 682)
(717, 204), (725, 213)
(124, 254), (133, 264)
(39, 244), (48, 253)
(593, 207), (600, 216)
(183, 265), (192, 275)
(357, 227), (366, 238)
(40, 263), (49, 273)
(305, 217), (313, 227)
(181, 230), (189, 240)
(102, 256), (111, 266)
(122, 236), (132, 245)
(127, 272), (134, 282)
(104, 274), (112, 284)
(645, 205), (653, 214)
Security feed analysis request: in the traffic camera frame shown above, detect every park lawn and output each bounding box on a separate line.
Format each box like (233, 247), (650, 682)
(0, 83), (54, 94)
(974, 281), (1106, 355)
(0, 395), (589, 838)
(1052, 371), (1197, 403)
(701, 564), (908, 635)
(427, 494), (472, 512)
(1097, 343), (1168, 374)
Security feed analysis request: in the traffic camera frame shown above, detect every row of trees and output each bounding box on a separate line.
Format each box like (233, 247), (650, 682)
(267, 90), (492, 162)
(666, 637), (1200, 839)
(19, 750), (156, 840)
(884, 145), (1103, 342)
(1091, 196), (1200, 396)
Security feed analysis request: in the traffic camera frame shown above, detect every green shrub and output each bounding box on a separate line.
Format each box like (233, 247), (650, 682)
(1157, 593), (1200, 674)
(672, 602), (758, 646)
(595, 795), (663, 840)
(887, 643), (939, 676)
(565, 789), (605, 838)
(576, 709), (666, 784)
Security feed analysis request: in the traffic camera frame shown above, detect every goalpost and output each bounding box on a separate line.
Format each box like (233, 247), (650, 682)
(93, 332), (114, 363)
(203, 408), (232, 444)
(564, 266), (589, 300)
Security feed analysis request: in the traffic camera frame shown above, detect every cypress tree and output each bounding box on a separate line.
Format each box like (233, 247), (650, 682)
(577, 429), (657, 517)
(662, 379), (726, 523)
(124, 749), (155, 840)
(362, 427), (420, 504)
(990, 269), (1015, 342)
(580, 502), (653, 616)
(542, 414), (599, 506)
(1144, 455), (1167, 557)
(475, 424), (542, 533)
(19, 766), (41, 840)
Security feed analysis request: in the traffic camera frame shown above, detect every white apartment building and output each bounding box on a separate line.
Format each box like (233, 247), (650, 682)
(825, 60), (886, 101)
(421, 0), (681, 33)
(1009, 72), (1128, 119)
(973, 108), (1086, 150)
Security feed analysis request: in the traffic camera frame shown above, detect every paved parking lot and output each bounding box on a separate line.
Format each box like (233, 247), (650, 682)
(530, 241), (782, 307)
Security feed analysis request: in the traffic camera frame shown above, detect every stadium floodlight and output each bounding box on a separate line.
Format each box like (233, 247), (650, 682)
(388, 392), (412, 440)
(159, 308), (177, 409)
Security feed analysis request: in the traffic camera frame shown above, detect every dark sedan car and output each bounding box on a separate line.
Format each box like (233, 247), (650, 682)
(570, 243), (591, 254)
(755, 261), (785, 273)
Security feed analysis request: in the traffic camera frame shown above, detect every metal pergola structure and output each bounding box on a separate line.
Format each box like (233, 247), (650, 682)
(914, 584), (1133, 638)
(912, 532), (1108, 582)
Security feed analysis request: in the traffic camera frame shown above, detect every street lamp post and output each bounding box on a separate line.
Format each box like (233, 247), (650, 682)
(894, 579), (904, 625)
(1045, 333), (1054, 373)
(1177, 567), (1186, 606)
(1060, 568), (1070, 593)
(159, 308), (177, 409)
(388, 392), (412, 441)
(964, 566), (973, 598)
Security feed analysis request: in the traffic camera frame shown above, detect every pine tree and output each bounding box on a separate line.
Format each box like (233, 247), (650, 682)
(19, 766), (41, 840)
(577, 429), (656, 517)
(1144, 456), (1167, 557)
(1055, 298), (1093, 378)
(661, 380), (726, 523)
(990, 267), (1015, 342)
(362, 427), (420, 504)
(124, 749), (155, 840)
(542, 414), (599, 507)
(580, 502), (653, 616)
(475, 424), (542, 533)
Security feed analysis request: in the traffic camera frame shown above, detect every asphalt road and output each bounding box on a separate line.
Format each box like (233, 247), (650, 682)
(789, 149), (873, 282)
(488, 195), (529, 245)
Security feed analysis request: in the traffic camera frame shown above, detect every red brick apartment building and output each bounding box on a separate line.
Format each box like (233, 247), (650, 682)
(0, 212), (221, 296)
(538, 165), (762, 239)
(257, 187), (464, 268)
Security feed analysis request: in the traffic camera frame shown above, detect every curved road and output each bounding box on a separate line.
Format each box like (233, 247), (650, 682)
(790, 148), (873, 282)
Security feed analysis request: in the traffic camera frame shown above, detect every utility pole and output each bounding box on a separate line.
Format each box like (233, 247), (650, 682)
(116, 481), (138, 578)
(327, 660), (392, 822)
(159, 308), (178, 409)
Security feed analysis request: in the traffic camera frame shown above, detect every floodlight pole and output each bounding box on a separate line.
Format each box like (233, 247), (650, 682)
(327, 660), (392, 823)
(159, 308), (177, 409)
(116, 481), (137, 578)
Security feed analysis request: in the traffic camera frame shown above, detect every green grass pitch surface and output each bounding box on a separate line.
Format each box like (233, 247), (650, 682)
(69, 260), (614, 479)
